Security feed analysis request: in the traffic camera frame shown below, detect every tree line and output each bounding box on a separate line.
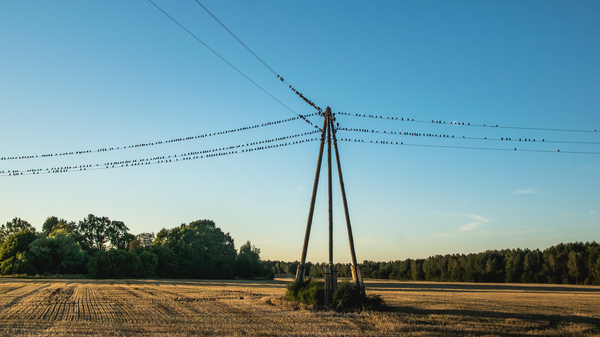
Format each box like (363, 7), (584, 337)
(0, 216), (266, 279)
(2, 216), (598, 285)
(269, 242), (600, 285)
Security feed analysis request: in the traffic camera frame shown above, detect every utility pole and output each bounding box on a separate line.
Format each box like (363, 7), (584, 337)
(295, 107), (364, 306)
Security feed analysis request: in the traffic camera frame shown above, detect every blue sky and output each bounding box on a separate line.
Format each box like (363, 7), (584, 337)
(1, 1), (599, 263)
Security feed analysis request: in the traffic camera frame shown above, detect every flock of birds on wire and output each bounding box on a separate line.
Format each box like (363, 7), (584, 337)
(2, 110), (598, 177)
(2, 1), (598, 177)
(1, 128), (320, 176)
(0, 114), (320, 162)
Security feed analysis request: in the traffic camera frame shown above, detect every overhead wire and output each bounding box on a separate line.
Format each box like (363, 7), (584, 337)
(337, 138), (600, 155)
(336, 112), (598, 134)
(336, 127), (600, 145)
(1, 131), (320, 177)
(147, 0), (320, 130)
(0, 113), (319, 162)
(192, 0), (323, 115)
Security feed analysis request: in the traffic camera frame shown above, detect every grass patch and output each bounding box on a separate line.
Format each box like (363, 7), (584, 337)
(286, 279), (324, 306)
(286, 280), (386, 311)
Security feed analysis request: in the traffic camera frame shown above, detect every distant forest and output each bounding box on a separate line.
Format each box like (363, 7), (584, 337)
(276, 241), (600, 286)
(1, 216), (598, 285)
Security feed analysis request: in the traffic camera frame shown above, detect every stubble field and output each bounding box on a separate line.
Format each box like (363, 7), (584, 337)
(0, 278), (598, 336)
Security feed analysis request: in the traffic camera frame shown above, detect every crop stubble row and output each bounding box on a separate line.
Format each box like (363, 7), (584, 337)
(0, 280), (598, 336)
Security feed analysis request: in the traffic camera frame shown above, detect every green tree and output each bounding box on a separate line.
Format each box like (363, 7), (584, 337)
(235, 240), (261, 278)
(79, 215), (110, 250)
(1, 218), (35, 244)
(411, 259), (425, 281)
(49, 220), (78, 236)
(594, 257), (600, 285)
(449, 255), (465, 282)
(42, 216), (60, 236)
(147, 245), (179, 278)
(106, 221), (133, 250)
(153, 220), (236, 279)
(522, 249), (543, 283)
(567, 250), (585, 284)
(28, 232), (88, 275)
(78, 214), (132, 251)
(137, 250), (159, 278)
(586, 244), (600, 285)
(235, 252), (255, 278)
(87, 249), (141, 278)
(504, 249), (525, 283)
(0, 230), (37, 275)
(137, 232), (155, 247)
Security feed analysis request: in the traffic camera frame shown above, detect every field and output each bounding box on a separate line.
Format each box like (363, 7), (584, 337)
(0, 278), (598, 336)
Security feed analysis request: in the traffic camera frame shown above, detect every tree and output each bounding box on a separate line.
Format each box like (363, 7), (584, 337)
(78, 214), (132, 251)
(28, 232), (88, 275)
(137, 232), (155, 247)
(87, 249), (141, 278)
(505, 249), (525, 283)
(137, 251), (159, 278)
(0, 230), (37, 275)
(1, 218), (35, 244)
(586, 244), (600, 285)
(154, 220), (236, 279)
(235, 253), (255, 278)
(567, 250), (584, 284)
(42, 216), (77, 237)
(78, 215), (109, 251)
(147, 245), (179, 278)
(411, 259), (425, 281)
(236, 240), (261, 278)
(129, 233), (155, 251)
(522, 249), (543, 283)
(129, 238), (142, 251)
(594, 257), (600, 285)
(106, 220), (133, 250)
(49, 220), (78, 236)
(42, 216), (60, 236)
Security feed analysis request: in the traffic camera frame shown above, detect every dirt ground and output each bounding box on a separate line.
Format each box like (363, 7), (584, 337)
(0, 278), (598, 336)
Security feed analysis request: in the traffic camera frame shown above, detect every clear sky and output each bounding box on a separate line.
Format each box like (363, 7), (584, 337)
(1, 1), (599, 263)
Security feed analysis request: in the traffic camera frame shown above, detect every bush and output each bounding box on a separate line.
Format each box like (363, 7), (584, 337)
(332, 282), (363, 309)
(138, 251), (158, 278)
(87, 249), (140, 278)
(287, 280), (386, 311)
(286, 279), (324, 306)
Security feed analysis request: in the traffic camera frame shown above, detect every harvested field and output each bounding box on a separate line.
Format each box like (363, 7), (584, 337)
(0, 278), (598, 336)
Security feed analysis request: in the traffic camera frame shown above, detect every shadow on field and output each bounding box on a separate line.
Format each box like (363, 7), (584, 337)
(390, 305), (600, 330)
(366, 281), (600, 294)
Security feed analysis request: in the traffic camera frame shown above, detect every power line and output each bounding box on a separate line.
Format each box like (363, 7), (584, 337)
(1, 114), (319, 162)
(337, 127), (600, 145)
(147, 0), (320, 130)
(193, 0), (323, 114)
(336, 112), (598, 134)
(337, 138), (600, 155)
(1, 132), (320, 177)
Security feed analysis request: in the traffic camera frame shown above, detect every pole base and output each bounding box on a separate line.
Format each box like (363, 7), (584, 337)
(325, 265), (338, 306)
(351, 265), (365, 295)
(295, 265), (306, 284)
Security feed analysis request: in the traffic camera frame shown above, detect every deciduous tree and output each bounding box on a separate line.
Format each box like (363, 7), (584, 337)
(1, 218), (35, 244)
(154, 220), (236, 279)
(78, 214), (132, 251)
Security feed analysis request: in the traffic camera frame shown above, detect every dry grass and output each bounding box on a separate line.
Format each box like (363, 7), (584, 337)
(0, 278), (597, 336)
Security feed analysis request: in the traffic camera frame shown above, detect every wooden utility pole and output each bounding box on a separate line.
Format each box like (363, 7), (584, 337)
(295, 107), (364, 306)
(296, 114), (328, 284)
(331, 118), (364, 294)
